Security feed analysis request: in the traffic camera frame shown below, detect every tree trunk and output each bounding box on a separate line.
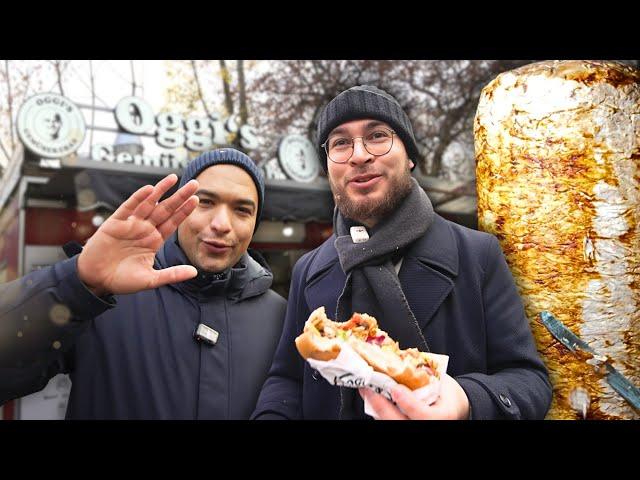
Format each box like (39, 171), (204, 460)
(191, 60), (212, 118)
(5, 60), (15, 151)
(237, 60), (247, 126)
(89, 60), (96, 151)
(219, 60), (234, 116)
(129, 60), (136, 96)
(54, 60), (65, 96)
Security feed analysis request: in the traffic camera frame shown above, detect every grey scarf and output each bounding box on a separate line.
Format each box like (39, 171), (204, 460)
(333, 178), (435, 419)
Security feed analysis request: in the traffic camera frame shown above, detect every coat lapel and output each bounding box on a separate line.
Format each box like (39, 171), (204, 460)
(304, 236), (345, 319)
(399, 215), (458, 332)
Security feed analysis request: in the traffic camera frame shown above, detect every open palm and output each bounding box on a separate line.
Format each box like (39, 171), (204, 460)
(77, 174), (200, 296)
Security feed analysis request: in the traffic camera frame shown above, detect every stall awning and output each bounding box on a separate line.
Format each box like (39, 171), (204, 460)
(27, 158), (337, 224)
(77, 170), (336, 223)
(25, 157), (477, 228)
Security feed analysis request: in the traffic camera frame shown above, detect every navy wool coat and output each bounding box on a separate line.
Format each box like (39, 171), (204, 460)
(252, 214), (552, 420)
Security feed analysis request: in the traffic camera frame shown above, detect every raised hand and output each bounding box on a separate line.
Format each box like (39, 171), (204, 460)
(77, 174), (200, 296)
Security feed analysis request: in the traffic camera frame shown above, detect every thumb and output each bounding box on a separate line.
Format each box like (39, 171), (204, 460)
(390, 384), (413, 406)
(150, 265), (198, 288)
(358, 388), (368, 401)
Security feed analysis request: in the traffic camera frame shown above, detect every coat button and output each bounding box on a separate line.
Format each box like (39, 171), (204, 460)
(499, 394), (512, 408)
(312, 370), (320, 381)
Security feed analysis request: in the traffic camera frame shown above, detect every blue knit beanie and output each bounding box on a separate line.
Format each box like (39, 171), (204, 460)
(179, 148), (265, 230)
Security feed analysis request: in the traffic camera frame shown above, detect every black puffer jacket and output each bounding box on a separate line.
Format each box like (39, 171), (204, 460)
(0, 235), (286, 419)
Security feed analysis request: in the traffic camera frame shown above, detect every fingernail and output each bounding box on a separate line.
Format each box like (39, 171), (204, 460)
(390, 387), (401, 402)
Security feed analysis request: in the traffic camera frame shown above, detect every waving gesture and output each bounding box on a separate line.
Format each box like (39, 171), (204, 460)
(77, 174), (199, 296)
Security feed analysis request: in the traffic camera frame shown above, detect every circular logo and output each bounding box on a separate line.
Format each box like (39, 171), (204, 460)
(278, 135), (320, 183)
(17, 93), (86, 158)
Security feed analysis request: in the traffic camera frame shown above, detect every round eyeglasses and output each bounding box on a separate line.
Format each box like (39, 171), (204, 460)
(321, 128), (396, 163)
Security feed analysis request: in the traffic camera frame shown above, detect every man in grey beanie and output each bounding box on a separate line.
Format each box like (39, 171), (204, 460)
(253, 85), (551, 420)
(0, 148), (286, 419)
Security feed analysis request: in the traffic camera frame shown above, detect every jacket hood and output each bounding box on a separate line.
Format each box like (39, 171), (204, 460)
(156, 233), (274, 302)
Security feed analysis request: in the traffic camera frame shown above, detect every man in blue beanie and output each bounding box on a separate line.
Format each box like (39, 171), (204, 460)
(0, 148), (286, 419)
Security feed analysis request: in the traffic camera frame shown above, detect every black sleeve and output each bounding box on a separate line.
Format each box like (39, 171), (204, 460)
(0, 255), (115, 404)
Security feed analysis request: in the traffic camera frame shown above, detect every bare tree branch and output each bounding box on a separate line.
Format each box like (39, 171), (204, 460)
(130, 60), (137, 96)
(0, 137), (11, 163)
(190, 60), (212, 118)
(52, 60), (65, 96)
(246, 60), (531, 177)
(89, 60), (96, 151)
(5, 60), (15, 150)
(237, 60), (247, 126)
(219, 59), (234, 116)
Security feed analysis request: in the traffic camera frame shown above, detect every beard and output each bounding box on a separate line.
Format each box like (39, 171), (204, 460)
(329, 166), (414, 225)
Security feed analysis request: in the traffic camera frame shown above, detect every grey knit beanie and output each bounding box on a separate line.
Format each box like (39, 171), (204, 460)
(179, 148), (265, 230)
(316, 85), (419, 172)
